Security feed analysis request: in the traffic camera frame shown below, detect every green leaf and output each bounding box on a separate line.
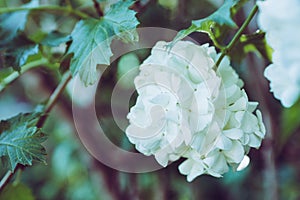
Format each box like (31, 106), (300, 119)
(1, 34), (38, 71)
(68, 0), (139, 86)
(40, 31), (71, 47)
(0, 113), (47, 171)
(117, 52), (140, 79)
(117, 52), (140, 89)
(0, 183), (35, 200)
(172, 0), (245, 46)
(0, 12), (28, 48)
(229, 31), (273, 63)
(0, 1), (38, 48)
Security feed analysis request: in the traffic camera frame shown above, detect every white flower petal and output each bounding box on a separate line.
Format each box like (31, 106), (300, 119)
(223, 128), (243, 140)
(223, 141), (244, 163)
(237, 155), (250, 171)
(215, 134), (233, 150)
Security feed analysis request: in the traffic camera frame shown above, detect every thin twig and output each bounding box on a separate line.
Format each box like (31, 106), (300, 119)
(215, 5), (258, 68)
(92, 0), (104, 17)
(37, 71), (72, 127)
(0, 171), (12, 190)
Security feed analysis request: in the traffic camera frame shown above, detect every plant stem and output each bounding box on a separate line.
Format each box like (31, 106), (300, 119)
(215, 5), (258, 68)
(209, 33), (225, 50)
(65, 0), (73, 8)
(0, 58), (49, 93)
(0, 5), (89, 19)
(0, 171), (12, 190)
(37, 71), (72, 127)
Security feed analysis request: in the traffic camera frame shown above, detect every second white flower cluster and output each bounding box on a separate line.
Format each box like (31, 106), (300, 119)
(258, 0), (300, 107)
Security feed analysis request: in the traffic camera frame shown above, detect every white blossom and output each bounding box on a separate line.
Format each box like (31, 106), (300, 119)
(257, 0), (300, 107)
(126, 41), (265, 181)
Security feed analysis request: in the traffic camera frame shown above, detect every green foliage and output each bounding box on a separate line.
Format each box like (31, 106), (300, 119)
(0, 183), (35, 200)
(0, 113), (47, 171)
(117, 52), (140, 89)
(172, 0), (247, 47)
(230, 31), (273, 62)
(68, 0), (139, 86)
(2, 34), (39, 71)
(0, 6), (30, 47)
(0, 1), (38, 71)
(40, 31), (71, 47)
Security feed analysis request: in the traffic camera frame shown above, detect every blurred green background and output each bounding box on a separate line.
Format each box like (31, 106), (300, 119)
(1, 0), (300, 199)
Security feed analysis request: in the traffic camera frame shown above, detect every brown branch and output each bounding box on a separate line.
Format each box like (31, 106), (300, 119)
(235, 3), (279, 199)
(92, 0), (104, 17)
(246, 53), (279, 200)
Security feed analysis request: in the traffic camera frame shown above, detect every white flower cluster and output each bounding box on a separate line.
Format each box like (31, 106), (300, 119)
(257, 0), (300, 107)
(126, 41), (265, 181)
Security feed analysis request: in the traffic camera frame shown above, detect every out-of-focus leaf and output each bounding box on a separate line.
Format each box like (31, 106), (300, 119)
(0, 112), (47, 171)
(172, 0), (245, 45)
(158, 0), (179, 10)
(0, 1), (38, 47)
(0, 183), (35, 200)
(68, 0), (139, 86)
(117, 52), (140, 89)
(230, 31), (273, 63)
(0, 12), (28, 48)
(2, 34), (38, 71)
(40, 31), (71, 47)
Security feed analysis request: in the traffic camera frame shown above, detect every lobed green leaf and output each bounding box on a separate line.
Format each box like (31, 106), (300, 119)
(67, 0), (139, 86)
(0, 112), (47, 171)
(172, 0), (249, 47)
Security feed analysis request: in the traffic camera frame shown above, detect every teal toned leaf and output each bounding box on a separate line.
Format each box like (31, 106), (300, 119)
(0, 1), (38, 47)
(0, 183), (35, 200)
(172, 0), (245, 46)
(68, 0), (139, 86)
(0, 11), (28, 48)
(0, 113), (47, 171)
(40, 31), (71, 47)
(1, 34), (38, 71)
(230, 31), (273, 62)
